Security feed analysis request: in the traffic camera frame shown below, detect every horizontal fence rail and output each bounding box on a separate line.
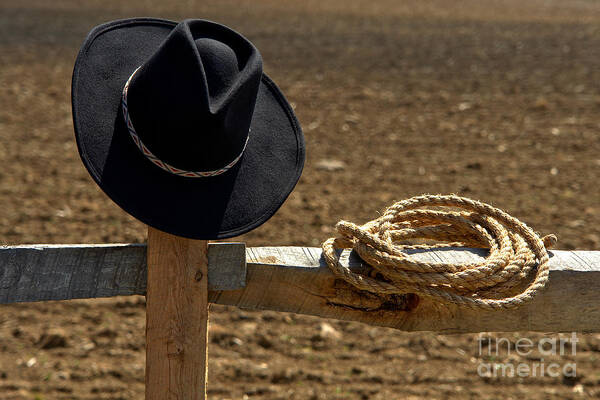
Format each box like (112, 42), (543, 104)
(1, 244), (599, 333)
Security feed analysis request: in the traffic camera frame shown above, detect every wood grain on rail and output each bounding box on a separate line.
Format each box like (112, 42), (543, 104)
(1, 244), (599, 333)
(210, 247), (600, 333)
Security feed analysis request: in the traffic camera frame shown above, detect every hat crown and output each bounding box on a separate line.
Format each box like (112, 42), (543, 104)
(125, 20), (262, 172)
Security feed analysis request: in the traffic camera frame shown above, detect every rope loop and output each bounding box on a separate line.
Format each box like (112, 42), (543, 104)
(322, 194), (557, 310)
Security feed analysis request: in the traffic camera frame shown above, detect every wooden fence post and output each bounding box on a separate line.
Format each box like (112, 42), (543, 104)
(146, 227), (209, 399)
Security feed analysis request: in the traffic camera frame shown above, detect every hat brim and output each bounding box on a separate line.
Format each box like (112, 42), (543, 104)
(72, 18), (305, 239)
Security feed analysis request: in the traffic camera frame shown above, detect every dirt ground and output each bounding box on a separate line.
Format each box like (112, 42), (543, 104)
(1, 0), (600, 398)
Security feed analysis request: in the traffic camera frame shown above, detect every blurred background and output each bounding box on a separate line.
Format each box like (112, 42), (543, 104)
(1, 0), (599, 398)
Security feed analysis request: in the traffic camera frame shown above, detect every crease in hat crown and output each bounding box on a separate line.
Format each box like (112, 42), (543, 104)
(122, 19), (263, 176)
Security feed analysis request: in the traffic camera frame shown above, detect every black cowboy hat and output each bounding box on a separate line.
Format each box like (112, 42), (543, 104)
(72, 18), (305, 239)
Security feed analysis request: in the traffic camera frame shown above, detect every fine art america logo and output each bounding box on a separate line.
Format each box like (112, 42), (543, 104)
(477, 333), (578, 378)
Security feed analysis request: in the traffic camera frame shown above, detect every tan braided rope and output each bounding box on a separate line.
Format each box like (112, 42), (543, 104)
(321, 195), (557, 310)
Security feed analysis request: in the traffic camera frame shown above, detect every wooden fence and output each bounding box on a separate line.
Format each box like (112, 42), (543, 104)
(1, 232), (598, 398)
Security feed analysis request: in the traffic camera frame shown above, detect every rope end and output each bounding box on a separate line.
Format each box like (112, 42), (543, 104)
(542, 234), (558, 249)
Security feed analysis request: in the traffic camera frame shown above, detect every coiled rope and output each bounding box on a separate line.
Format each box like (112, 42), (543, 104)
(322, 195), (557, 310)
